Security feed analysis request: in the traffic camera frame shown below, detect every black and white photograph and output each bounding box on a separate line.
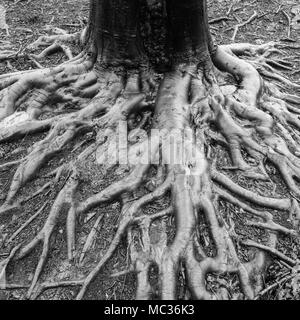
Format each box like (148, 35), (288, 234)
(0, 0), (299, 303)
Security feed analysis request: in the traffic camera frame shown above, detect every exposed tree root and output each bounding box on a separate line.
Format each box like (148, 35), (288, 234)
(0, 26), (86, 64)
(27, 26), (87, 61)
(1, 37), (300, 301)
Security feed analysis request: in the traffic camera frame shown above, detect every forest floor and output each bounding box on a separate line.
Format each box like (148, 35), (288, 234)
(0, 0), (300, 300)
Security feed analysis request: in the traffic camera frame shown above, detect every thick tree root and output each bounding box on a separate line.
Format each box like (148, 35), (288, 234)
(1, 40), (300, 300)
(0, 27), (86, 64)
(27, 26), (87, 61)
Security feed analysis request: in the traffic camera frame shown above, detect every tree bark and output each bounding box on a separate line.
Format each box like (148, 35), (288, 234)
(86, 0), (215, 67)
(166, 0), (215, 63)
(86, 0), (145, 66)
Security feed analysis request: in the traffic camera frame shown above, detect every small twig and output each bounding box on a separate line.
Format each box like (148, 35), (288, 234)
(277, 260), (294, 271)
(30, 280), (83, 299)
(0, 160), (21, 172)
(291, 70), (300, 76)
(231, 11), (258, 41)
(209, 17), (231, 25)
(79, 214), (104, 264)
(282, 10), (291, 38)
(276, 4), (284, 14)
(220, 166), (240, 171)
(61, 24), (82, 28)
(0, 253), (9, 258)
(226, 0), (238, 16)
(6, 202), (48, 244)
(242, 240), (297, 267)
(41, 280), (83, 290)
(110, 268), (134, 278)
(254, 271), (299, 300)
(28, 55), (44, 69)
(0, 283), (29, 290)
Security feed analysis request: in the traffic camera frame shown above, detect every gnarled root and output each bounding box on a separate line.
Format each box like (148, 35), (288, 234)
(27, 26), (87, 62)
(0, 52), (155, 298)
(1, 41), (300, 300)
(0, 26), (87, 64)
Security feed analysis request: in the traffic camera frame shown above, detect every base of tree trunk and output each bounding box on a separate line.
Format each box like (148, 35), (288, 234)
(0, 22), (300, 300)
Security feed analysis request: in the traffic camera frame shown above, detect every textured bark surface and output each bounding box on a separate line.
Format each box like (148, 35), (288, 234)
(85, 0), (145, 65)
(0, 0), (300, 300)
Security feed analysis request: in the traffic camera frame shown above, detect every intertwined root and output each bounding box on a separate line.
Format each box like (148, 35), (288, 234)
(27, 26), (88, 62)
(0, 26), (86, 66)
(0, 41), (300, 300)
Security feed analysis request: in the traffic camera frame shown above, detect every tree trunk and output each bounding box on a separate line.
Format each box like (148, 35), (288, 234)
(86, 0), (215, 67)
(86, 0), (145, 66)
(165, 0), (215, 64)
